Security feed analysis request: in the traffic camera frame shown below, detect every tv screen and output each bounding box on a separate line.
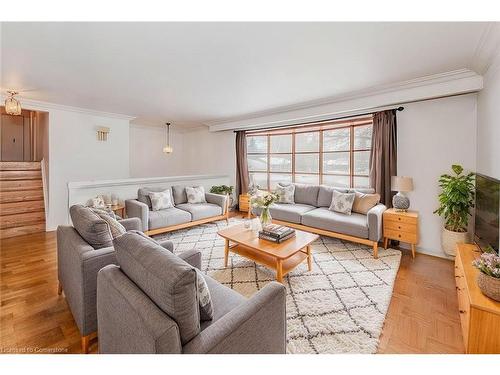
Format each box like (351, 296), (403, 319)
(474, 174), (500, 254)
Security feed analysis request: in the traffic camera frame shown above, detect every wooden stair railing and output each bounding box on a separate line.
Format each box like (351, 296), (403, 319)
(0, 161), (46, 239)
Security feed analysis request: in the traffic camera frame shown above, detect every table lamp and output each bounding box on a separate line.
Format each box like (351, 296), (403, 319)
(391, 176), (414, 211)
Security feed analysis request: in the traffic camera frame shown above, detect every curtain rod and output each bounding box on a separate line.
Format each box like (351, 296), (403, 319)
(233, 106), (404, 133)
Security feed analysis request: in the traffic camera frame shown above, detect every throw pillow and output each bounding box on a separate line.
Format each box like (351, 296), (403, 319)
(90, 208), (126, 239)
(149, 189), (174, 211)
(275, 184), (295, 204)
(91, 195), (105, 209)
(352, 192), (381, 215)
(195, 269), (214, 321)
(186, 186), (207, 204)
(329, 190), (356, 215)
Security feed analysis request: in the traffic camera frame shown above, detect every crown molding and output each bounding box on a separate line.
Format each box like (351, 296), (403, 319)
(207, 69), (483, 132)
(471, 22), (500, 75)
(0, 95), (136, 121)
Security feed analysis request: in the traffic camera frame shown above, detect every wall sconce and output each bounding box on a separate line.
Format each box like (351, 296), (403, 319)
(97, 127), (110, 141)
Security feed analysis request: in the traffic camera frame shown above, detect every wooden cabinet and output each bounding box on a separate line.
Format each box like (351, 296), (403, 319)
(383, 208), (419, 257)
(239, 194), (252, 218)
(455, 244), (500, 353)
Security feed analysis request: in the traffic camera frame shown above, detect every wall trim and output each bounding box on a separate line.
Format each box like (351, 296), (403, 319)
(67, 174), (229, 190)
(0, 95), (136, 120)
(207, 69), (483, 132)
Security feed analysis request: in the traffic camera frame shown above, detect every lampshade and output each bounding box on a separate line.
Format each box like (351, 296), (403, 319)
(391, 176), (413, 192)
(162, 122), (173, 154)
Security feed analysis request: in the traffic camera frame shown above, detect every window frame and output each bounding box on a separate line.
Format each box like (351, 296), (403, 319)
(246, 117), (373, 190)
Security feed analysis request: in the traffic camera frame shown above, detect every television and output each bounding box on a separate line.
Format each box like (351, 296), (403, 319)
(474, 173), (500, 254)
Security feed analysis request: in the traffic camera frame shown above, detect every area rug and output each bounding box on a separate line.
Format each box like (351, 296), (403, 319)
(154, 218), (402, 354)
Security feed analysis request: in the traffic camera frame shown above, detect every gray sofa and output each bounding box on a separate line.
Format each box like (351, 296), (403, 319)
(57, 205), (181, 353)
(126, 185), (228, 233)
(253, 184), (387, 258)
(97, 231), (287, 354)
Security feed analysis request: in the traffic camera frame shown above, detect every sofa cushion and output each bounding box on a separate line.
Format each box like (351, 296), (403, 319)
(253, 203), (316, 224)
(90, 208), (126, 239)
(301, 207), (369, 239)
(352, 192), (380, 215)
(200, 274), (246, 331)
(176, 203), (222, 221)
(317, 185), (349, 207)
(293, 183), (320, 206)
(113, 231), (200, 345)
(138, 187), (169, 209)
(148, 207), (192, 230)
(276, 183), (295, 204)
(172, 185), (188, 205)
(329, 190), (356, 215)
(70, 204), (113, 249)
(186, 186), (207, 204)
(149, 189), (174, 211)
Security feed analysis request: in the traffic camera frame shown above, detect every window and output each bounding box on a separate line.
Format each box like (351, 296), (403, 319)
(246, 117), (373, 190)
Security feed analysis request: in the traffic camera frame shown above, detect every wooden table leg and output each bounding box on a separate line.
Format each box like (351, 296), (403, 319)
(276, 259), (283, 283)
(373, 242), (378, 259)
(383, 237), (389, 249)
(81, 335), (90, 354)
(306, 245), (312, 271)
(224, 239), (229, 267)
(411, 243), (416, 258)
(57, 282), (62, 295)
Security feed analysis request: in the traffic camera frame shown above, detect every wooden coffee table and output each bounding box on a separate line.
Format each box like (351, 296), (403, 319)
(217, 223), (319, 283)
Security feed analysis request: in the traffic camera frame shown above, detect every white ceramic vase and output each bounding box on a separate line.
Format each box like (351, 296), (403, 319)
(441, 227), (469, 257)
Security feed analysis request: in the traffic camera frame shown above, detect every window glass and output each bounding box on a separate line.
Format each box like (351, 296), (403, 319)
(354, 176), (370, 189)
(323, 175), (350, 188)
(323, 152), (350, 174)
(250, 172), (268, 191)
(270, 174), (292, 190)
(248, 154), (268, 172)
(324, 128), (350, 152)
(295, 174), (320, 185)
(247, 136), (267, 153)
(295, 132), (319, 152)
(270, 134), (292, 153)
(354, 126), (372, 150)
(353, 151), (370, 175)
(295, 154), (319, 173)
(269, 154), (292, 172)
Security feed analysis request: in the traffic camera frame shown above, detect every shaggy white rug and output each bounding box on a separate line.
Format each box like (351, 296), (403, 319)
(154, 218), (401, 354)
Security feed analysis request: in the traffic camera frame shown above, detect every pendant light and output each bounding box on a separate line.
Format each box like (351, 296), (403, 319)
(162, 122), (173, 154)
(5, 91), (22, 115)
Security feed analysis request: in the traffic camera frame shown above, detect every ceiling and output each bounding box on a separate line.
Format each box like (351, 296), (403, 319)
(0, 22), (493, 128)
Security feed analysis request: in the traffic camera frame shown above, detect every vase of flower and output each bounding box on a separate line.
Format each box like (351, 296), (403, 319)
(250, 192), (279, 228)
(472, 251), (500, 302)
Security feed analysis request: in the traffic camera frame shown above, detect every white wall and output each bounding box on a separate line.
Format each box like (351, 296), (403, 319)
(47, 109), (130, 229)
(477, 50), (500, 179)
(129, 124), (185, 177)
(398, 94), (477, 258)
(181, 128), (236, 186)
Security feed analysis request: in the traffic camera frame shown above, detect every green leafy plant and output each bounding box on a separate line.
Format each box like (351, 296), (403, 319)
(434, 164), (475, 232)
(210, 185), (234, 196)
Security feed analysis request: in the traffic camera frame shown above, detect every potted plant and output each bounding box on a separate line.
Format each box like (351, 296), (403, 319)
(434, 164), (475, 256)
(472, 249), (500, 301)
(250, 192), (279, 227)
(210, 185), (235, 209)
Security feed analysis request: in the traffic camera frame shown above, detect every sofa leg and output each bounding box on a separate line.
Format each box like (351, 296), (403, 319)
(81, 335), (90, 354)
(57, 282), (62, 295)
(373, 242), (378, 259)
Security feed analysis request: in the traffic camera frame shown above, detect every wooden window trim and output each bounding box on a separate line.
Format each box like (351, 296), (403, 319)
(247, 120), (373, 190)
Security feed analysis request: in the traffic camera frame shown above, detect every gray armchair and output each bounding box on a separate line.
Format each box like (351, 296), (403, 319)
(97, 231), (287, 354)
(57, 205), (174, 353)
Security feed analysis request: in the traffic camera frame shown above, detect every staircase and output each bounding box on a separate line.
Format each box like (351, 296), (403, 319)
(0, 161), (46, 239)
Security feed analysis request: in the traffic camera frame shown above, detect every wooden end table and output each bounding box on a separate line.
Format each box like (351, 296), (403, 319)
(217, 223), (318, 283)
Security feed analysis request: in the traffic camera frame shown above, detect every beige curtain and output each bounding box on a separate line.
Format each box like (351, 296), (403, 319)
(235, 131), (249, 199)
(369, 110), (397, 207)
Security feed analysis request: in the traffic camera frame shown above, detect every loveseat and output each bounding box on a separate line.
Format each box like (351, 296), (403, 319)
(252, 184), (387, 258)
(126, 185), (229, 235)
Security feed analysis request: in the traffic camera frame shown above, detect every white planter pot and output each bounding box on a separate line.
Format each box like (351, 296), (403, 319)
(441, 228), (470, 256)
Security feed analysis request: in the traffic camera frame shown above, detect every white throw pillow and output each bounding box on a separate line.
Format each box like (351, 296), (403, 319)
(275, 184), (295, 204)
(149, 189), (174, 211)
(186, 186), (207, 204)
(195, 269), (214, 321)
(329, 190), (356, 215)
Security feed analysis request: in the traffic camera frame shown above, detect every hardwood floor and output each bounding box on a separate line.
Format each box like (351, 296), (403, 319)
(0, 222), (465, 354)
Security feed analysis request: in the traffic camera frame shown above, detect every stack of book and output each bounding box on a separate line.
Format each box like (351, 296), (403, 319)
(259, 224), (296, 243)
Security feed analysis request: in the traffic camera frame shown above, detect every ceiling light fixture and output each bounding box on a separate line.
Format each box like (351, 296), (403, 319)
(163, 122), (173, 154)
(5, 91), (22, 115)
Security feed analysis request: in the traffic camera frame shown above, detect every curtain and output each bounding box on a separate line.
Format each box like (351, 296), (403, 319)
(235, 131), (249, 200)
(369, 110), (397, 207)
